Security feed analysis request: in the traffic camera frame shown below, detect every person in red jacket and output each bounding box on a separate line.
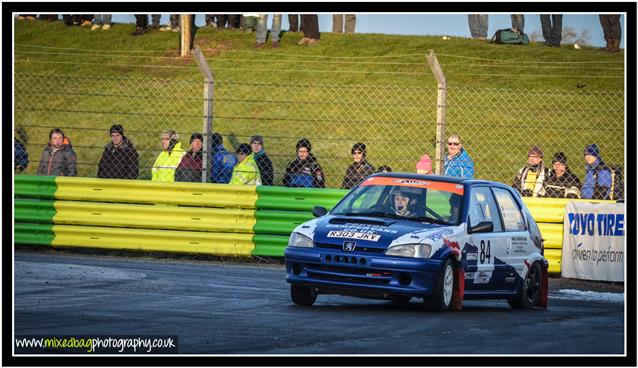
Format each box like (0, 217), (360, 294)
(175, 133), (204, 182)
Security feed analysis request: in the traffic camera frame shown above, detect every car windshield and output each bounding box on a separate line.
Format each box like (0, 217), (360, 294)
(331, 177), (464, 225)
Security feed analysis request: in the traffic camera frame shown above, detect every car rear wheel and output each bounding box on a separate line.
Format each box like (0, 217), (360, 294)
(508, 261), (542, 309)
(423, 258), (454, 312)
(291, 285), (317, 306)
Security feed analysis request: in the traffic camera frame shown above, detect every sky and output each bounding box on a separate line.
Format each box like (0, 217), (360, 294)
(107, 13), (625, 47)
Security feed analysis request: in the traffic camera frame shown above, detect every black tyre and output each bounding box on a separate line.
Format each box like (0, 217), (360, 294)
(423, 258), (454, 312)
(508, 261), (542, 309)
(290, 284), (317, 306)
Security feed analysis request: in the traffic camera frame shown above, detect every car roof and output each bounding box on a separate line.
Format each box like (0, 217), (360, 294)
(369, 172), (512, 191)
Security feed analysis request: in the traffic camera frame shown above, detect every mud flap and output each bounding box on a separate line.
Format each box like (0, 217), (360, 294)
(536, 262), (549, 308)
(450, 267), (464, 311)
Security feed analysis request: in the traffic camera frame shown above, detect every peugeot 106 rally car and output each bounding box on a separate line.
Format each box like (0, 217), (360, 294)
(284, 173), (549, 311)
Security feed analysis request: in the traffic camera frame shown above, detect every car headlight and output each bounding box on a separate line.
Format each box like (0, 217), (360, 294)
(289, 232), (314, 248)
(386, 243), (432, 258)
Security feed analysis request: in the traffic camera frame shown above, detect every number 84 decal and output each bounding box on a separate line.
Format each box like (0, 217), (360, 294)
(479, 240), (491, 264)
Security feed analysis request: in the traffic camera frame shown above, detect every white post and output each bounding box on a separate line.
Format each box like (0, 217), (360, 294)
(426, 50), (447, 175)
(193, 46), (214, 182)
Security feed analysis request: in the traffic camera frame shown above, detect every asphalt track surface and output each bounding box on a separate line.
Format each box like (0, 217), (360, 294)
(13, 248), (626, 356)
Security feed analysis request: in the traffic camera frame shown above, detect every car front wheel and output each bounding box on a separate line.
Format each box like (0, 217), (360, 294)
(508, 261), (542, 309)
(291, 285), (317, 306)
(423, 258), (454, 312)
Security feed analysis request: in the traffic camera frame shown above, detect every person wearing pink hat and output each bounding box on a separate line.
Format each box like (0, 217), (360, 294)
(416, 154), (432, 174)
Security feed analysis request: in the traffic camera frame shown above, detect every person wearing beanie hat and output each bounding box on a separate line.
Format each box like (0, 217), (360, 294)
(341, 142), (375, 189)
(582, 143), (613, 199)
(416, 154), (432, 175)
(544, 152), (581, 198)
(443, 133), (474, 179)
(230, 143), (262, 185)
(512, 145), (550, 197)
(151, 129), (185, 182)
(250, 135), (273, 186)
(284, 138), (325, 188)
(97, 124), (139, 179)
(175, 133), (204, 182)
(210, 132), (237, 184)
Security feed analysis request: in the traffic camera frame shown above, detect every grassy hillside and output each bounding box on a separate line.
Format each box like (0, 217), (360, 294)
(14, 19), (625, 187)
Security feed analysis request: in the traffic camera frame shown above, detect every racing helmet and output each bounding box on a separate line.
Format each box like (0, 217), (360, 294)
(389, 186), (420, 210)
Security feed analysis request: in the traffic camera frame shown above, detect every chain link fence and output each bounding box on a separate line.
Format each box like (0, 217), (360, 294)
(14, 64), (624, 197)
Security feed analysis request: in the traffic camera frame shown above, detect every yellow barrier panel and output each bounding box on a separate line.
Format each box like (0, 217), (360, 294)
(53, 201), (256, 233)
(55, 177), (258, 208)
(537, 222), (563, 250)
(544, 248), (562, 274)
(52, 225), (254, 256)
(522, 197), (615, 223)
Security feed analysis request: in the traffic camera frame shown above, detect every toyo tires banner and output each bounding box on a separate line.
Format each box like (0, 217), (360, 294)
(561, 202), (625, 282)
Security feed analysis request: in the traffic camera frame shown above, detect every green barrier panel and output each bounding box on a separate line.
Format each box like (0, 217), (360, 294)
(256, 186), (347, 211)
(253, 210), (314, 235)
(14, 175), (57, 199)
(14, 199), (56, 223)
(14, 223), (54, 246)
(252, 234), (290, 257)
(52, 201), (256, 233)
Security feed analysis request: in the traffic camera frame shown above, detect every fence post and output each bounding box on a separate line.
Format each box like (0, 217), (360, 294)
(426, 50), (447, 175)
(180, 14), (193, 57)
(193, 46), (214, 183)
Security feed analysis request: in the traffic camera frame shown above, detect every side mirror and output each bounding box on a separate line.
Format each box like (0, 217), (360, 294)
(312, 205), (328, 218)
(469, 221), (494, 234)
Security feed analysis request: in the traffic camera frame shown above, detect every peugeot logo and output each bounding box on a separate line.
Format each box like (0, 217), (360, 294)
(343, 241), (356, 252)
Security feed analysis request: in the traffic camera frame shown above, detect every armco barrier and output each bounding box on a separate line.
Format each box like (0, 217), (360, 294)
(13, 175), (612, 273)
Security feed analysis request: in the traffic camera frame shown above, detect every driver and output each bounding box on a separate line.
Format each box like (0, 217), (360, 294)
(391, 187), (418, 216)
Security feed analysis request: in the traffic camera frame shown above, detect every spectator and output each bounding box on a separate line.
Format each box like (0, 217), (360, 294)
(416, 154), (432, 174)
(377, 165), (392, 173)
(544, 152), (581, 198)
(151, 129), (185, 182)
(511, 14), (524, 32)
(288, 14), (300, 32)
(175, 133), (204, 182)
(443, 134), (474, 179)
(599, 15), (621, 53)
(217, 14), (241, 29)
(63, 14), (93, 26)
(250, 135), (273, 186)
(230, 143), (261, 185)
(17, 14), (37, 20)
(298, 14), (320, 46)
(468, 14), (488, 40)
(255, 14), (282, 48)
(582, 144), (612, 200)
(38, 14), (58, 22)
(205, 14), (217, 28)
(92, 14), (111, 31)
(210, 132), (237, 184)
(512, 146), (549, 197)
(97, 124), (139, 179)
(36, 128), (77, 176)
(160, 14), (180, 32)
(341, 142), (375, 189)
(133, 14), (149, 35)
(283, 138), (325, 188)
(241, 13), (259, 32)
(540, 14), (562, 47)
(151, 14), (161, 29)
(332, 14), (356, 34)
(15, 137), (29, 174)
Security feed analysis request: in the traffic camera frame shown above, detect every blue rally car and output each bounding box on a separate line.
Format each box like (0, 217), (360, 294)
(284, 173), (549, 311)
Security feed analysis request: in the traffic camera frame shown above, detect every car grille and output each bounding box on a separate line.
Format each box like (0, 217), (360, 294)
(305, 264), (392, 285)
(315, 242), (385, 253)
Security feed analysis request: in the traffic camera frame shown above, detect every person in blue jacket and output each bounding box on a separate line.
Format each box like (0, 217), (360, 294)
(15, 137), (29, 173)
(210, 133), (237, 183)
(582, 143), (612, 200)
(443, 133), (475, 179)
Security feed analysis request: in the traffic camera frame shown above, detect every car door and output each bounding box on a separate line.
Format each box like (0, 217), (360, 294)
(491, 187), (530, 288)
(462, 186), (509, 291)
